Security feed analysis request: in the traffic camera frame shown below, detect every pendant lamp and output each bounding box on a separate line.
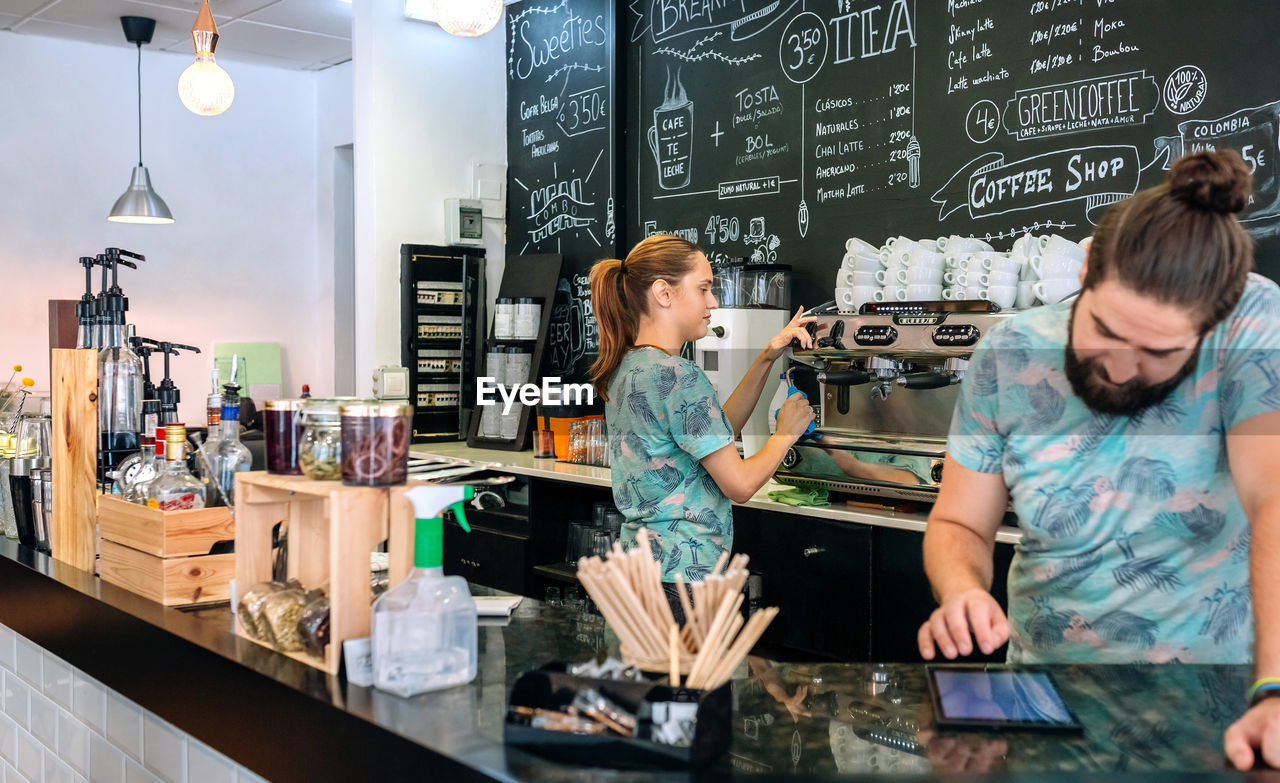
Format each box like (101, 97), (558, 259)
(432, 0), (504, 37)
(108, 16), (174, 225)
(178, 0), (234, 116)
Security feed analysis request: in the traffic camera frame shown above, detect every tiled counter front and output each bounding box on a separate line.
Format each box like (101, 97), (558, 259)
(0, 624), (265, 783)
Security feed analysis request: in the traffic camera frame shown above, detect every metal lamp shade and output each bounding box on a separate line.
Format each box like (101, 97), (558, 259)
(107, 165), (173, 224)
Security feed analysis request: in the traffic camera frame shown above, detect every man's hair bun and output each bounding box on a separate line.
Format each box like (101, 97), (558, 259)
(1168, 149), (1253, 215)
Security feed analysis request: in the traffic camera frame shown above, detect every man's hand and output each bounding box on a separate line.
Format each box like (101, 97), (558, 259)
(918, 588), (1010, 659)
(1225, 698), (1280, 769)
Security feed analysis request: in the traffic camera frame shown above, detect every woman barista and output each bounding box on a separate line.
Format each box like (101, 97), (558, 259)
(589, 234), (815, 622)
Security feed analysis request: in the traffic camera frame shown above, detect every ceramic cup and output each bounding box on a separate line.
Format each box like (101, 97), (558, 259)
(1034, 278), (1081, 304)
(844, 252), (882, 273)
(1011, 233), (1039, 259)
(938, 236), (993, 254)
(920, 239), (939, 252)
(964, 284), (986, 299)
(838, 269), (878, 287)
(942, 286), (967, 301)
(896, 266), (944, 284)
(881, 284), (906, 302)
(846, 237), (878, 256)
(943, 270), (968, 286)
(902, 283), (943, 301)
(1030, 252), (1083, 280)
(1016, 281), (1038, 308)
(904, 247), (946, 270)
(1039, 234), (1085, 260)
(979, 270), (1019, 287)
(981, 285), (1017, 308)
(981, 255), (1022, 275)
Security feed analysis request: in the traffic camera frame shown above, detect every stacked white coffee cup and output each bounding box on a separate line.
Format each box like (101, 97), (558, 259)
(835, 233), (1089, 312)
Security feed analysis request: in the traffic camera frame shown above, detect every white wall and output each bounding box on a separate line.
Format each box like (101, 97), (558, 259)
(351, 1), (507, 378)
(0, 31), (325, 423)
(315, 61), (354, 397)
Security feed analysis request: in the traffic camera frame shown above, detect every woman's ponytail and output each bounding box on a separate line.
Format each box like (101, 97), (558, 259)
(589, 235), (702, 400)
(590, 257), (633, 400)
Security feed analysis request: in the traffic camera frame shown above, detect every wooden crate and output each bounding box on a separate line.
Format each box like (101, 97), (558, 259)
(97, 495), (236, 607)
(51, 348), (98, 573)
(233, 472), (389, 675)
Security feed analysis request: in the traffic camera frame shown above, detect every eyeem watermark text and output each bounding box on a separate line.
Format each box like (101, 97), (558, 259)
(476, 377), (595, 414)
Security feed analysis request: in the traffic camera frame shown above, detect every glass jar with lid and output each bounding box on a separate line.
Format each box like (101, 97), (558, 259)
(339, 402), (413, 487)
(263, 399), (306, 475)
(299, 397), (369, 481)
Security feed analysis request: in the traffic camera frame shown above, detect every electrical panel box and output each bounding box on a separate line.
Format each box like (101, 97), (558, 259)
(445, 198), (484, 246)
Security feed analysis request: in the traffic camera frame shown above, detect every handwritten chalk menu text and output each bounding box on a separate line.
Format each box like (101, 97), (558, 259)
(619, 1), (1280, 308)
(506, 0), (617, 384)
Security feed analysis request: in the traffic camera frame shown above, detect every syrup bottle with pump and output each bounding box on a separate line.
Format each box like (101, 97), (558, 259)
(372, 484), (478, 697)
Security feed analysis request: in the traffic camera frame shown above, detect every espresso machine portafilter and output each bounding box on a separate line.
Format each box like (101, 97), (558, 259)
(776, 300), (1015, 502)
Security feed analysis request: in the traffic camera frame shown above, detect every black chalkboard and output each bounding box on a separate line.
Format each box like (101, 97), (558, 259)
(505, 0), (620, 388)
(624, 0), (1280, 310)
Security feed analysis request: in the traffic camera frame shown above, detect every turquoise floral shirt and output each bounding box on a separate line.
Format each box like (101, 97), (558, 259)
(949, 274), (1280, 664)
(605, 347), (735, 582)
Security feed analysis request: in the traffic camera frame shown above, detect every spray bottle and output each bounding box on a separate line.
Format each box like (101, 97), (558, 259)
(372, 483), (477, 697)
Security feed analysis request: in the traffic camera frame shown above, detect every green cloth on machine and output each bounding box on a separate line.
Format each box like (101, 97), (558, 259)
(766, 486), (830, 507)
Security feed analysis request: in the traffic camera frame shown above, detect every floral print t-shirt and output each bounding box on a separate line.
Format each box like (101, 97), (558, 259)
(948, 274), (1280, 664)
(605, 347), (735, 582)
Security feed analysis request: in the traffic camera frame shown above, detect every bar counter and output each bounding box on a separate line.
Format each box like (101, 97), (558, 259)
(0, 540), (1253, 781)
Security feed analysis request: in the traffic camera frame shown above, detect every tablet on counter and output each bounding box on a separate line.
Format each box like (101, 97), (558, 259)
(926, 666), (1084, 733)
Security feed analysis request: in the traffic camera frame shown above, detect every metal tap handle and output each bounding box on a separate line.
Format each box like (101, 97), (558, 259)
(895, 372), (953, 390)
(108, 248), (146, 263)
(817, 369), (871, 386)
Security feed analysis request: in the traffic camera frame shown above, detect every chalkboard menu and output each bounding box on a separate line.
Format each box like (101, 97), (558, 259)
(625, 0), (1280, 309)
(505, 0), (619, 386)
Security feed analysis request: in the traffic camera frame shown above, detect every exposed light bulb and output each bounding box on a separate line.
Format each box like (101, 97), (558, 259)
(179, 55), (234, 116)
(432, 0), (504, 37)
(179, 0), (234, 116)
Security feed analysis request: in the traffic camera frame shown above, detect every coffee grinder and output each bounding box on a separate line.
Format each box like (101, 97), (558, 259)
(693, 261), (791, 457)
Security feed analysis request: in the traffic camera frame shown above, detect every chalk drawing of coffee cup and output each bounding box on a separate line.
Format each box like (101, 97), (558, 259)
(648, 68), (693, 191)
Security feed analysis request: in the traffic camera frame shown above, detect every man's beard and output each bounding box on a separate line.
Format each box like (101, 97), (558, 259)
(1064, 305), (1201, 416)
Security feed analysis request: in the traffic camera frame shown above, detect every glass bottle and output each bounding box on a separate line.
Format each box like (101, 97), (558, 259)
(207, 384), (251, 507)
(98, 315), (143, 481)
(131, 428), (165, 506)
(0, 434), (17, 538)
(122, 434), (157, 505)
(372, 486), (477, 697)
(147, 425), (206, 511)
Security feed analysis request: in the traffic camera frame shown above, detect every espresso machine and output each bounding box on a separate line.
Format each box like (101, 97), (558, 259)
(775, 300), (1016, 502)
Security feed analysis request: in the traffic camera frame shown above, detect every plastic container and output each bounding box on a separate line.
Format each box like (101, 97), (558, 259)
(495, 297), (515, 339)
(514, 297), (542, 339)
(372, 484), (477, 697)
(339, 402), (412, 487)
(263, 399), (306, 476)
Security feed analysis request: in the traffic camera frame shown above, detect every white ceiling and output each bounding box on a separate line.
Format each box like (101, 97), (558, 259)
(0, 0), (352, 70)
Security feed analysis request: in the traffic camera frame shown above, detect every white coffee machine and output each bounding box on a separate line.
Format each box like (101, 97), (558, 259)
(694, 263), (791, 456)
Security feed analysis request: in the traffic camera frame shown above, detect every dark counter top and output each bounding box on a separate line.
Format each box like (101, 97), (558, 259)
(0, 540), (1258, 781)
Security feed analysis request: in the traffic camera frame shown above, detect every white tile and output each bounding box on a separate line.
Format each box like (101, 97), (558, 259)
(42, 657), (71, 711)
(5, 674), (29, 730)
(141, 716), (183, 783)
(12, 639), (40, 688)
(124, 759), (160, 783)
(0, 712), (15, 764)
(235, 770), (267, 783)
(70, 675), (102, 735)
(4, 761), (18, 783)
(58, 709), (88, 777)
(28, 691), (55, 751)
(14, 728), (40, 782)
(186, 741), (233, 783)
(102, 693), (141, 762)
(0, 627), (16, 673)
(45, 749), (75, 783)
(89, 730), (125, 783)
